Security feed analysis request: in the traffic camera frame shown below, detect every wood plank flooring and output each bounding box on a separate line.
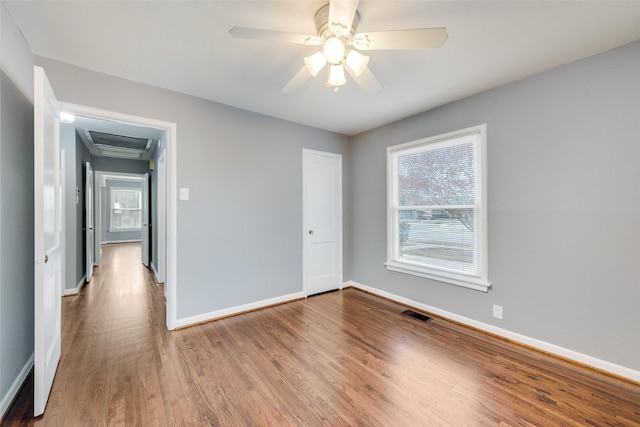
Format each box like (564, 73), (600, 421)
(3, 242), (640, 426)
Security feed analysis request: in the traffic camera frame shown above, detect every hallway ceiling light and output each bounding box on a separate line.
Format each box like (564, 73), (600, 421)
(60, 112), (75, 123)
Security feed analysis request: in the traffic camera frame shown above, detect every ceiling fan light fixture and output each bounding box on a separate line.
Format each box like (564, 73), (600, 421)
(60, 112), (75, 124)
(304, 52), (327, 77)
(327, 64), (347, 90)
(323, 37), (346, 64)
(344, 50), (369, 76)
(231, 1), (447, 94)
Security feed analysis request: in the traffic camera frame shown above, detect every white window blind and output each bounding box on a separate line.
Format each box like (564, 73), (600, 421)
(110, 187), (142, 231)
(387, 125), (489, 291)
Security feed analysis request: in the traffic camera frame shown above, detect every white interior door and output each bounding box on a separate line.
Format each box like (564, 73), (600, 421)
(34, 65), (62, 417)
(141, 172), (149, 267)
(85, 162), (94, 281)
(303, 149), (342, 296)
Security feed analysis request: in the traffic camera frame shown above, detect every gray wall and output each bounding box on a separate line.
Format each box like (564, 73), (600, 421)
(60, 126), (93, 291)
(35, 57), (350, 320)
(104, 179), (143, 243)
(92, 156), (148, 175)
(60, 124), (78, 291)
(0, 2), (35, 417)
(349, 40), (640, 371)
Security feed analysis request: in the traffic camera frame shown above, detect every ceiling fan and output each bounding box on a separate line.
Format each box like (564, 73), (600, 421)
(229, 0), (448, 93)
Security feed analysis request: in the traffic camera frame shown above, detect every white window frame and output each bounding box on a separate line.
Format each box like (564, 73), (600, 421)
(385, 124), (490, 292)
(109, 186), (142, 232)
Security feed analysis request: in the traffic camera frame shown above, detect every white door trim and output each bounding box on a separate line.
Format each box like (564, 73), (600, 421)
(93, 168), (102, 266)
(156, 148), (167, 285)
(59, 102), (178, 330)
(302, 148), (343, 296)
(85, 162), (94, 282)
(95, 171), (145, 246)
(60, 149), (66, 300)
(141, 172), (150, 267)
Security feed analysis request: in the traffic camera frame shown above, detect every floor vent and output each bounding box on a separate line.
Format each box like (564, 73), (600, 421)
(402, 309), (432, 322)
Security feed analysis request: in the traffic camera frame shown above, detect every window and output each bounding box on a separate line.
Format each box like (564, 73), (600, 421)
(110, 187), (142, 232)
(386, 124), (489, 291)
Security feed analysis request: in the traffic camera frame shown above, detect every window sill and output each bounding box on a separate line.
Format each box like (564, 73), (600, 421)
(384, 261), (491, 292)
(109, 228), (142, 233)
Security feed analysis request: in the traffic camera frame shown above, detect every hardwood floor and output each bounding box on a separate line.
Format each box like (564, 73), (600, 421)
(3, 242), (640, 426)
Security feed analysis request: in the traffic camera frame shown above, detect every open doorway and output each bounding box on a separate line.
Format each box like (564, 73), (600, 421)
(94, 171), (148, 260)
(58, 103), (176, 330)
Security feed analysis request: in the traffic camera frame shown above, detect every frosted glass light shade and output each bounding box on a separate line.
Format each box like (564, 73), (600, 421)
(304, 52), (327, 77)
(327, 64), (346, 87)
(345, 50), (369, 76)
(323, 37), (346, 64)
(60, 112), (75, 123)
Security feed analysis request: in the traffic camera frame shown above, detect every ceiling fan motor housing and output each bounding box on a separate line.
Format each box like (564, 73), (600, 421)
(314, 3), (359, 40)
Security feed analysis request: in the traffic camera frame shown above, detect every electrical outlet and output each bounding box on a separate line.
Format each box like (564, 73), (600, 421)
(492, 304), (503, 320)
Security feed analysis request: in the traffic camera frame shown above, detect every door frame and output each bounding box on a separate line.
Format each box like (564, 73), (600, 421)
(59, 102), (178, 330)
(156, 147), (167, 286)
(85, 162), (94, 282)
(302, 148), (343, 296)
(60, 149), (66, 311)
(141, 172), (150, 267)
(95, 171), (145, 245)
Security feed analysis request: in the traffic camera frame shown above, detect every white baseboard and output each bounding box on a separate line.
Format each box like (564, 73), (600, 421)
(0, 353), (33, 421)
(63, 274), (87, 296)
(174, 291), (305, 329)
(103, 239), (141, 244)
(344, 280), (640, 383)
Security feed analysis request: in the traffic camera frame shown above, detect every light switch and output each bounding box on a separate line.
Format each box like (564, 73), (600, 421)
(179, 188), (190, 201)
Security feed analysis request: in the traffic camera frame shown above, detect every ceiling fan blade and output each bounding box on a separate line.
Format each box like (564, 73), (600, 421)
(229, 27), (323, 46)
(282, 66), (312, 93)
(352, 27), (448, 50)
(328, 0), (359, 37)
(344, 64), (382, 94)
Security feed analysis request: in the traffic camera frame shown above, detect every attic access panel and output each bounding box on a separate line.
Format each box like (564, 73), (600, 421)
(87, 130), (151, 150)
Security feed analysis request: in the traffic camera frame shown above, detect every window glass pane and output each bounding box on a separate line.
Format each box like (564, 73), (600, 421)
(398, 141), (475, 206)
(112, 209), (141, 229)
(398, 209), (476, 274)
(111, 187), (142, 230)
(113, 189), (140, 209)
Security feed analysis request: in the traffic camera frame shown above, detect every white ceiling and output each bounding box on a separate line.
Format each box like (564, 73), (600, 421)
(5, 1), (640, 136)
